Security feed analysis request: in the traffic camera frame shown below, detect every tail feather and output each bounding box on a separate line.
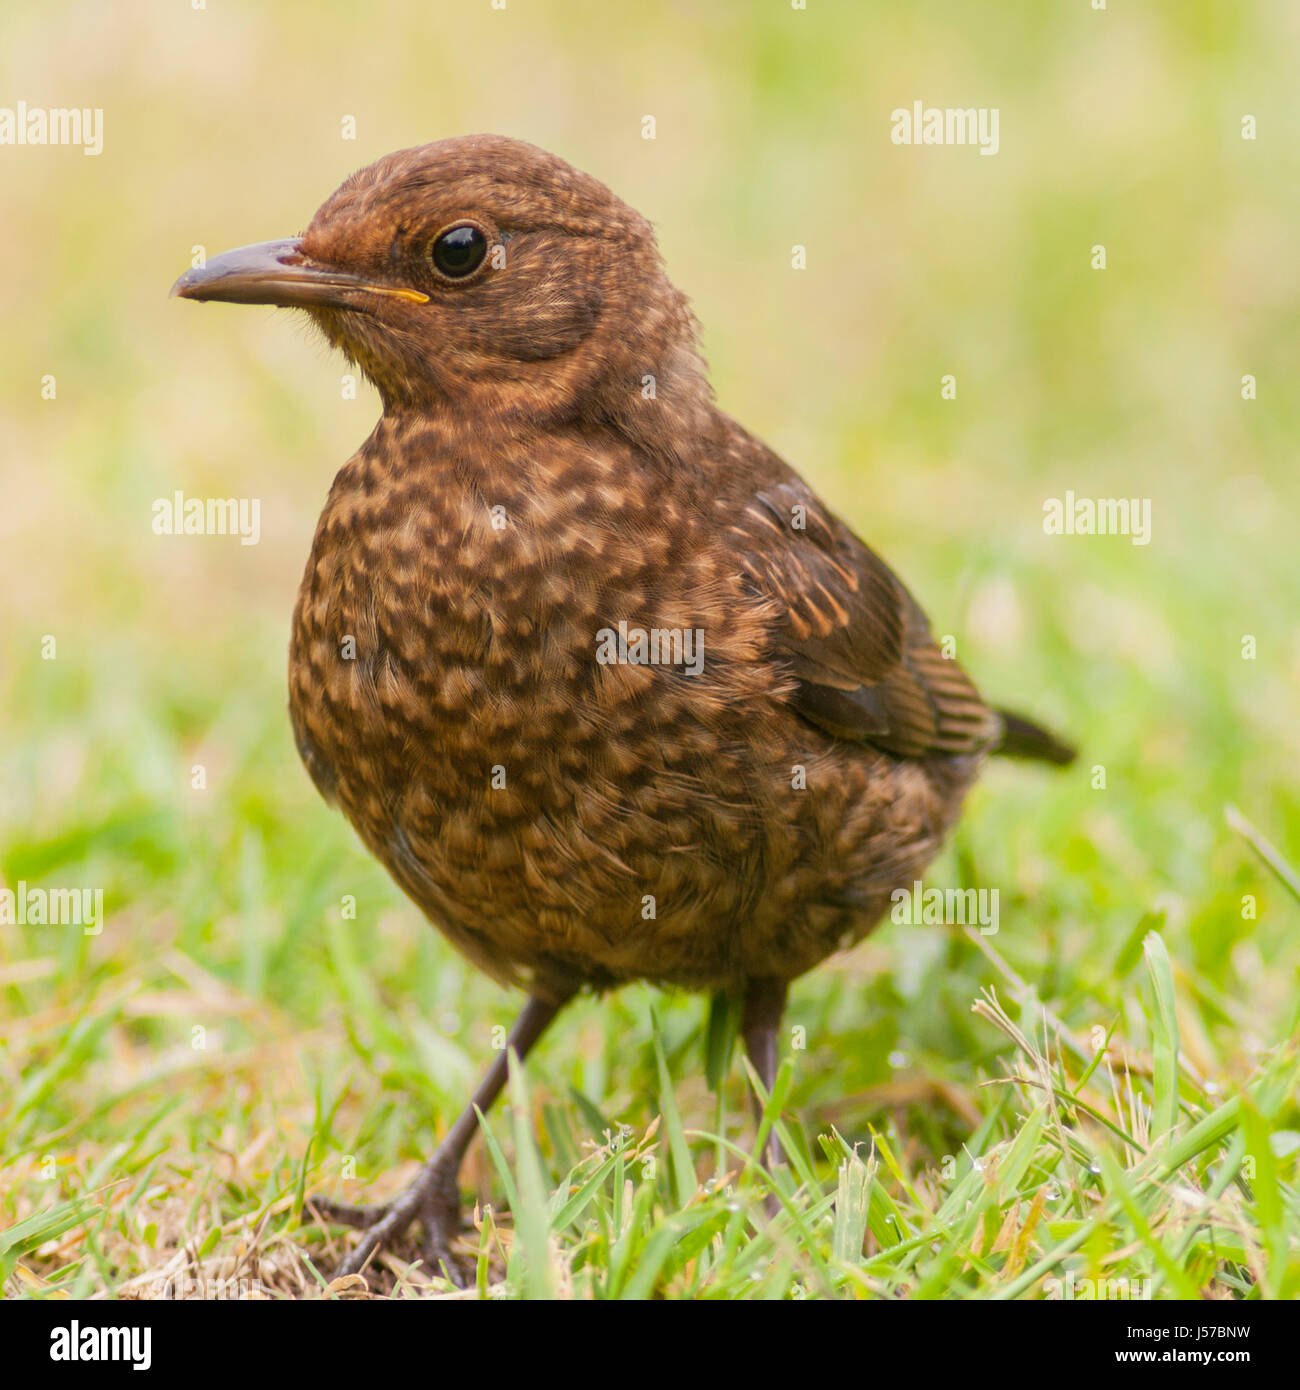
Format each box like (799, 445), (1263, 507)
(994, 708), (1076, 766)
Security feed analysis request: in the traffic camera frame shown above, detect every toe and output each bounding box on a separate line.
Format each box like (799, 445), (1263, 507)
(309, 1195), (391, 1230)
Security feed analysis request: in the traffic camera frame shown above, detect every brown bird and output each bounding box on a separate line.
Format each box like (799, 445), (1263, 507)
(172, 134), (1072, 1283)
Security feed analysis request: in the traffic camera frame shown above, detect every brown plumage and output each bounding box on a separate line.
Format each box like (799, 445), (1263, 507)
(172, 134), (1072, 1282)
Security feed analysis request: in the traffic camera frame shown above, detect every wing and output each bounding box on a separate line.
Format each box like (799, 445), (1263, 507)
(730, 474), (1000, 758)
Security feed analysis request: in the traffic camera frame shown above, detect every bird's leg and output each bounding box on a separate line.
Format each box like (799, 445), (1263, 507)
(741, 976), (788, 1171)
(312, 991), (571, 1285)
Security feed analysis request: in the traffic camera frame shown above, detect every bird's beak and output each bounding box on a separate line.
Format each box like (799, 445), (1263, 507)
(170, 238), (429, 310)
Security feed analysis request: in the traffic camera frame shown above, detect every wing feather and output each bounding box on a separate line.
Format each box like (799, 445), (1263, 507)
(732, 474), (999, 758)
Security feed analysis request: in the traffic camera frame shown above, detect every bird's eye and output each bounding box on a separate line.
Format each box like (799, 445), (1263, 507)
(430, 223), (488, 279)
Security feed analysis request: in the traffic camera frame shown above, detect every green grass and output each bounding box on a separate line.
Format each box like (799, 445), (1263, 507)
(2, 0), (1299, 1299)
(4, 910), (1298, 1299)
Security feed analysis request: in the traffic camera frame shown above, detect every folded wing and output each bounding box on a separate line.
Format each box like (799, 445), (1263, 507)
(731, 475), (1000, 758)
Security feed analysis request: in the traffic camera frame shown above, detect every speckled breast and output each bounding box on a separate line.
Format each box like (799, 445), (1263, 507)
(287, 420), (974, 996)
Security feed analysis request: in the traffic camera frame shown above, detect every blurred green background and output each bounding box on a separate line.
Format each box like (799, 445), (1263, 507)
(1, 0), (1298, 1296)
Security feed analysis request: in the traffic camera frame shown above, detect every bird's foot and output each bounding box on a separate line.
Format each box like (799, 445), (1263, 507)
(311, 1162), (465, 1287)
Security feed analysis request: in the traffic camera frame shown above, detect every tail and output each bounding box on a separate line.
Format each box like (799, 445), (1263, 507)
(994, 708), (1076, 766)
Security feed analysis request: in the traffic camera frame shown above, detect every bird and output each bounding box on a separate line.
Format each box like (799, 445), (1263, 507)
(171, 134), (1073, 1285)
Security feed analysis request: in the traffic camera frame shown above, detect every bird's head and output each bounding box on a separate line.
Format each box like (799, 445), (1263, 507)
(172, 135), (709, 431)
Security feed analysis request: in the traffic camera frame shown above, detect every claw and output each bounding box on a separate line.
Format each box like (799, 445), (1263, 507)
(311, 1169), (467, 1287)
(308, 1195), (392, 1229)
(301, 996), (572, 1292)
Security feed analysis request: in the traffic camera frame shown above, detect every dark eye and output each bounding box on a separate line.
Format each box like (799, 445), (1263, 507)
(430, 223), (488, 279)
